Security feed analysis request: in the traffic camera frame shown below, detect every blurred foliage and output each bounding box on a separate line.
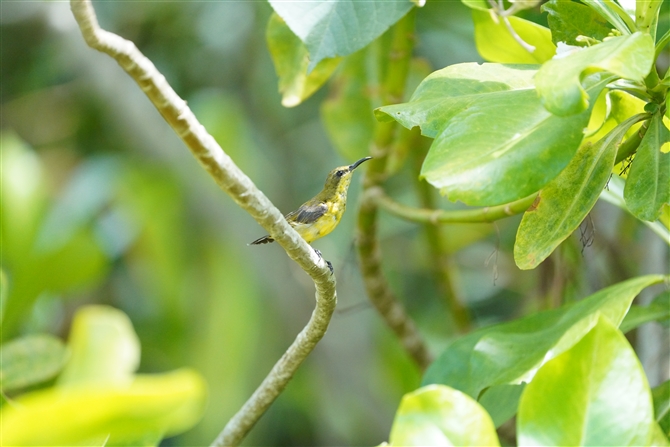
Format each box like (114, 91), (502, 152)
(1, 0), (668, 445)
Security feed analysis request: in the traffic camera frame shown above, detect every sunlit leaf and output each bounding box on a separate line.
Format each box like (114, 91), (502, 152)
(1, 369), (206, 446)
(514, 114), (643, 270)
(266, 13), (341, 108)
(536, 32), (654, 116)
(624, 112), (670, 221)
(472, 9), (555, 63)
(0, 334), (68, 391)
(461, 0), (488, 10)
(379, 66), (611, 205)
(58, 305), (140, 387)
(518, 316), (655, 446)
(268, 0), (414, 71)
(0, 268), (7, 323)
(542, 0), (612, 46)
(423, 275), (666, 398)
(388, 384), (500, 446)
(636, 0), (665, 36)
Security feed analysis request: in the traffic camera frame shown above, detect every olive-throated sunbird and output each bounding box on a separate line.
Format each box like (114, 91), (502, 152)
(250, 156), (372, 246)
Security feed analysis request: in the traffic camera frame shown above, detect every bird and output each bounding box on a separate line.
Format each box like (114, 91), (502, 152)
(250, 156), (372, 255)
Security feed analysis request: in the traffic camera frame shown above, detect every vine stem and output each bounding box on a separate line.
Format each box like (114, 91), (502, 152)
(69, 1), (336, 446)
(374, 189), (538, 224)
(356, 10), (433, 371)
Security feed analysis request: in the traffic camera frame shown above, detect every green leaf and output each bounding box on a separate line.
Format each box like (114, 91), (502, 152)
(461, 0), (489, 10)
(472, 9), (556, 63)
(388, 384), (500, 447)
(580, 0), (635, 34)
(650, 422), (670, 447)
(517, 316), (655, 446)
(0, 334), (68, 391)
(514, 114), (643, 270)
(624, 113), (670, 221)
(266, 13), (341, 108)
(395, 66), (609, 205)
(58, 305), (140, 387)
(0, 368), (206, 446)
(423, 275), (666, 399)
(536, 32), (655, 116)
(542, 0), (613, 46)
(320, 49), (374, 161)
(376, 63), (537, 136)
(653, 380), (670, 438)
(0, 268), (7, 323)
(478, 383), (526, 427)
(268, 0), (414, 71)
(636, 0), (665, 36)
(620, 291), (670, 333)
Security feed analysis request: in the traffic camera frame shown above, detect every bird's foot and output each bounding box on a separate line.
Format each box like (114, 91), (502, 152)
(313, 249), (334, 274)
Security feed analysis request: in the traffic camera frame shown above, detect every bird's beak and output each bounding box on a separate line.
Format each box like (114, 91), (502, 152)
(349, 156), (373, 171)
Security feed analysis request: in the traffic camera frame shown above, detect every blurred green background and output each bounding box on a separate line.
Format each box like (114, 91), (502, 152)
(1, 1), (667, 445)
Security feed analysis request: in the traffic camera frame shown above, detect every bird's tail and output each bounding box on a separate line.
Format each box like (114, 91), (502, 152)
(249, 235), (275, 245)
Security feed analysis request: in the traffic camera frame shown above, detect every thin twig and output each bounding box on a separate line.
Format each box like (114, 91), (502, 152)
(69, 1), (337, 446)
(373, 188), (538, 224)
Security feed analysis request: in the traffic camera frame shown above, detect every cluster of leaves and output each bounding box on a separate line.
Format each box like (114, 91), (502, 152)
(265, 0), (670, 445)
(1, 304), (205, 445)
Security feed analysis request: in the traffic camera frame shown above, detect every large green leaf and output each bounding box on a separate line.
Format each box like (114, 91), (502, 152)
(514, 114), (643, 270)
(472, 9), (556, 63)
(542, 0), (613, 46)
(624, 112), (670, 221)
(379, 66), (611, 205)
(536, 32), (654, 116)
(268, 0), (414, 71)
(0, 334), (68, 391)
(58, 305), (140, 387)
(376, 63), (537, 138)
(1, 369), (206, 446)
(320, 49), (374, 162)
(422, 275), (666, 399)
(266, 13), (341, 108)
(388, 384), (500, 446)
(517, 316), (655, 446)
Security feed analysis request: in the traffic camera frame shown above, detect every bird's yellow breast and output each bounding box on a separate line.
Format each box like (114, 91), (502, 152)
(292, 199), (345, 243)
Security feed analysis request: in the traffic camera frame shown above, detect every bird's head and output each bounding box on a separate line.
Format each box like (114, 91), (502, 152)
(322, 156), (372, 193)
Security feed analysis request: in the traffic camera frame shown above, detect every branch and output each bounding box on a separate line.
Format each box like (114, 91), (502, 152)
(69, 1), (336, 445)
(373, 189), (538, 224)
(357, 10), (433, 371)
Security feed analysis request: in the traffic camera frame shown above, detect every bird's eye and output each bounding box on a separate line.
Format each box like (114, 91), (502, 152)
(336, 170), (345, 177)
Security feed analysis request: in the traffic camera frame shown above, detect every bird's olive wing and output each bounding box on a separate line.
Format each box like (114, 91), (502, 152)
(287, 202), (328, 224)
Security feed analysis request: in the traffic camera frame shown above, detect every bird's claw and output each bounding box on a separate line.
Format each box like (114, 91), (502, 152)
(313, 249), (334, 274)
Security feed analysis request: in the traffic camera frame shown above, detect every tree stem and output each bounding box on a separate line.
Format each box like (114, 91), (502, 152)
(357, 9), (433, 371)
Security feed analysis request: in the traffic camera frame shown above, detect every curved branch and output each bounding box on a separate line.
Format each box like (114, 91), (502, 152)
(373, 188), (538, 224)
(69, 1), (336, 445)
